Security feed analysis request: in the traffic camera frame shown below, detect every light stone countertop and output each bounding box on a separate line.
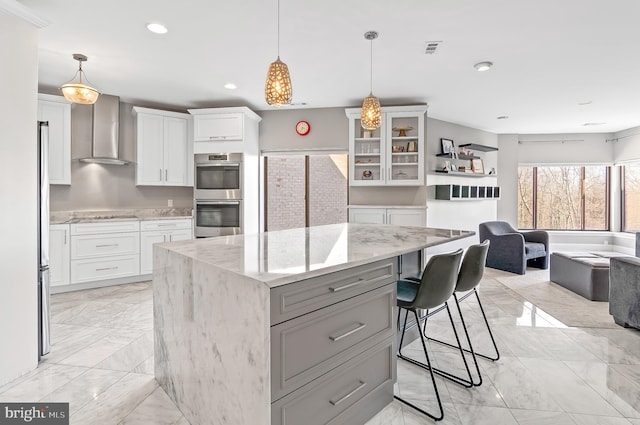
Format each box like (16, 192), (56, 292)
(158, 223), (474, 288)
(50, 208), (193, 224)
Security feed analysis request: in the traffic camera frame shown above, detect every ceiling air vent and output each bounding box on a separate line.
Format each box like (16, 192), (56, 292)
(424, 41), (442, 55)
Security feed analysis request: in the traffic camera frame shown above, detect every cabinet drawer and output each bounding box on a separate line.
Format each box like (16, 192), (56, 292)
(71, 255), (140, 284)
(271, 342), (394, 425)
(71, 232), (140, 259)
(271, 284), (394, 401)
(270, 258), (396, 325)
(140, 219), (192, 231)
(71, 220), (140, 235)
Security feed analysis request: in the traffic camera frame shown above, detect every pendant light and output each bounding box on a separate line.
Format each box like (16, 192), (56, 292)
(361, 31), (381, 130)
(60, 53), (100, 105)
(265, 0), (292, 106)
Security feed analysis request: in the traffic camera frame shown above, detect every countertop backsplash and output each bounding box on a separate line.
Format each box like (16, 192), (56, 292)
(50, 207), (193, 224)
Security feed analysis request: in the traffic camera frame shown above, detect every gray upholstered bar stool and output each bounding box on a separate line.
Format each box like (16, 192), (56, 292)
(394, 249), (464, 422)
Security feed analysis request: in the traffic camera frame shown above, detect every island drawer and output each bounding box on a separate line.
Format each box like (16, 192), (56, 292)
(271, 341), (394, 425)
(271, 284), (394, 401)
(270, 258), (396, 325)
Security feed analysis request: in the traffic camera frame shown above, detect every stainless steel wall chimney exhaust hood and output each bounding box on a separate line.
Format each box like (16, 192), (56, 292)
(79, 94), (129, 165)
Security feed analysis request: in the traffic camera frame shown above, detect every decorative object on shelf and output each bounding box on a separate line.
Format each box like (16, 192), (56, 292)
(442, 160), (451, 172)
(471, 158), (485, 174)
(489, 167), (496, 175)
(362, 170), (373, 180)
(441, 138), (454, 154)
(394, 170), (408, 180)
(392, 145), (404, 152)
(406, 141), (418, 152)
(458, 166), (466, 172)
(60, 53), (100, 104)
(265, 0), (292, 106)
(362, 130), (373, 138)
(295, 120), (310, 136)
(361, 31), (381, 130)
(393, 126), (413, 137)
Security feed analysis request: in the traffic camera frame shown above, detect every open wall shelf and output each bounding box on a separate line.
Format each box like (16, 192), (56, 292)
(458, 143), (498, 152)
(434, 184), (501, 201)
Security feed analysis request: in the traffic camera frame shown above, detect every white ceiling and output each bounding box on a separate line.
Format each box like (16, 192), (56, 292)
(20, 0), (640, 134)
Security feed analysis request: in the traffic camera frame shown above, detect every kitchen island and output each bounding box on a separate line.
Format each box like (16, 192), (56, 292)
(153, 223), (474, 425)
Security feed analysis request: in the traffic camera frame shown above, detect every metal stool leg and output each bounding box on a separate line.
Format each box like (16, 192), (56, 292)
(453, 293), (482, 386)
(395, 308), (444, 422)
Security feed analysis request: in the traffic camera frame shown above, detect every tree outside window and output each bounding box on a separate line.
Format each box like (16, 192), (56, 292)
(623, 165), (640, 232)
(518, 165), (609, 230)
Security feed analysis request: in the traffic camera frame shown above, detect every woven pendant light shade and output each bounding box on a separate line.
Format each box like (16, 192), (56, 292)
(265, 57), (292, 106)
(361, 94), (381, 130)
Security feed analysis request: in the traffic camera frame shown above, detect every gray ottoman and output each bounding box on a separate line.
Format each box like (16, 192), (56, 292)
(550, 252), (611, 301)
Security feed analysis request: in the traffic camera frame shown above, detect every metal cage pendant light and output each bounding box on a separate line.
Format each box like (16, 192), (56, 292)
(265, 0), (292, 106)
(60, 53), (100, 105)
(361, 31), (381, 130)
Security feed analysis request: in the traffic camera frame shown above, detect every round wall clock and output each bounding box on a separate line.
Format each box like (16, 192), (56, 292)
(295, 120), (311, 136)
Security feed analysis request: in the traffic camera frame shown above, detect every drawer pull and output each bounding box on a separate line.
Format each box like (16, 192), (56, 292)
(329, 381), (366, 406)
(329, 278), (365, 292)
(96, 244), (119, 248)
(156, 223), (177, 227)
(329, 322), (366, 342)
(96, 266), (119, 272)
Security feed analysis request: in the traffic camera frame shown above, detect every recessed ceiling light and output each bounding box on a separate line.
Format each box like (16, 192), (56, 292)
(583, 122), (606, 126)
(474, 61), (493, 72)
(496, 116), (509, 120)
(578, 101), (593, 106)
(147, 23), (168, 34)
(224, 83), (237, 90)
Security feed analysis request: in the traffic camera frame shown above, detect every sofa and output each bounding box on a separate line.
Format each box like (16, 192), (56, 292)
(609, 234), (640, 329)
(478, 221), (549, 275)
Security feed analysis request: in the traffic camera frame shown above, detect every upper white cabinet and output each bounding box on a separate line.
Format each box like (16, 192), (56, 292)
(345, 105), (427, 187)
(188, 107), (262, 154)
(38, 94), (71, 185)
(133, 107), (192, 187)
(192, 113), (243, 141)
(348, 206), (427, 227)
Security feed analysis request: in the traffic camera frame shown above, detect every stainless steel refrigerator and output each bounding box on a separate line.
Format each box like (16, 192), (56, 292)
(37, 121), (51, 359)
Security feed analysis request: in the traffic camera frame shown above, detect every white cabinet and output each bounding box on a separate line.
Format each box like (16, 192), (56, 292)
(140, 219), (193, 274)
(192, 113), (243, 141)
(49, 224), (70, 287)
(188, 107), (262, 154)
(349, 206), (426, 227)
(70, 221), (140, 284)
(133, 107), (192, 187)
(346, 105), (427, 187)
(38, 94), (71, 185)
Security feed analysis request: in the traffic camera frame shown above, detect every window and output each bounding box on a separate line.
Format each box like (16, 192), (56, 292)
(517, 165), (610, 230)
(622, 164), (640, 232)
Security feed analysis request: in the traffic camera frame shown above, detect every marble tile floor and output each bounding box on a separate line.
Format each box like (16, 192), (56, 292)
(1, 269), (640, 424)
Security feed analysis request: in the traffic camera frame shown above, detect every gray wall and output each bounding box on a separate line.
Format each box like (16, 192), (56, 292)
(0, 12), (39, 385)
(50, 102), (193, 211)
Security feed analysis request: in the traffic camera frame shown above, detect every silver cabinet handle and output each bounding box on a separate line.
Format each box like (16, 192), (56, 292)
(329, 322), (366, 342)
(64, 229), (67, 245)
(159, 169), (162, 180)
(165, 169), (168, 180)
(169, 234), (173, 242)
(96, 244), (118, 248)
(96, 266), (118, 271)
(156, 223), (177, 227)
(329, 278), (364, 292)
(329, 381), (366, 406)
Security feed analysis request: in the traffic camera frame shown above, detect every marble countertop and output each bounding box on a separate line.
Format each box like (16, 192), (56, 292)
(159, 223), (474, 288)
(51, 208), (193, 224)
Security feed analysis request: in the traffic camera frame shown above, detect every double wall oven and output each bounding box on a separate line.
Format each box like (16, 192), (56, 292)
(194, 153), (243, 237)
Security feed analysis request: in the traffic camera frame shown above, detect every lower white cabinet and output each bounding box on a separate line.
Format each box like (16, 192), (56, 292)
(49, 224), (70, 287)
(140, 219), (193, 274)
(71, 255), (140, 284)
(348, 206), (426, 227)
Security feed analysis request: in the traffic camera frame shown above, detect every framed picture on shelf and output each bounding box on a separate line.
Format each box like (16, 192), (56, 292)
(441, 138), (454, 154)
(471, 158), (485, 174)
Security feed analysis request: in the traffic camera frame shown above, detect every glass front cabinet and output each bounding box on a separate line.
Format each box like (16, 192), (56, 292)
(346, 105), (427, 186)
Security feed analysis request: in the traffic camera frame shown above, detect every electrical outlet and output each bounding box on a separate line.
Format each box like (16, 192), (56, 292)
(168, 199), (173, 207)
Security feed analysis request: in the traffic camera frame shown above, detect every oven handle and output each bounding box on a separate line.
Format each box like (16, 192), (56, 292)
(195, 163), (241, 167)
(195, 200), (241, 205)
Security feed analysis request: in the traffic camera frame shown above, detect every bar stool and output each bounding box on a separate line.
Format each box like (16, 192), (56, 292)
(394, 249), (463, 422)
(414, 241), (500, 387)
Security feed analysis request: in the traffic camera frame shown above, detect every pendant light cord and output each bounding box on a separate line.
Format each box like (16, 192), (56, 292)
(369, 38), (373, 94)
(277, 0), (280, 58)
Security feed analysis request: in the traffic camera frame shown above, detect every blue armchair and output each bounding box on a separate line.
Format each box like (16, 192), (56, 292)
(478, 221), (549, 275)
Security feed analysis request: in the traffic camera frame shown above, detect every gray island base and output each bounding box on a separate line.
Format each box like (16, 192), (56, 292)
(153, 223), (474, 425)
